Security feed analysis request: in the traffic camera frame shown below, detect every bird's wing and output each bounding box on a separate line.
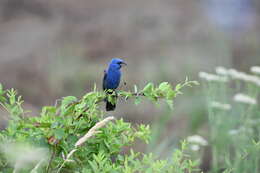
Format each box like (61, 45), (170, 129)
(102, 70), (107, 90)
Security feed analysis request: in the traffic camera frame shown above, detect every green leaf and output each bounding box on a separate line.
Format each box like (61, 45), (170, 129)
(62, 96), (77, 106)
(108, 95), (116, 105)
(175, 83), (182, 91)
(134, 97), (141, 105)
(41, 106), (56, 116)
(166, 90), (176, 100)
(142, 83), (154, 96)
(158, 82), (169, 91)
(61, 96), (77, 115)
(8, 89), (16, 105)
(0, 84), (6, 102)
(51, 122), (59, 128)
(54, 129), (66, 140)
(0, 83), (3, 93)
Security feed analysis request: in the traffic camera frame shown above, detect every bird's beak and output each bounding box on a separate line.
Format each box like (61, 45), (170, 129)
(121, 62), (127, 66)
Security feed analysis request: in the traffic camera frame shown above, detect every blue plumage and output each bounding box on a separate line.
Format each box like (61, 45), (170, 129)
(103, 58), (126, 111)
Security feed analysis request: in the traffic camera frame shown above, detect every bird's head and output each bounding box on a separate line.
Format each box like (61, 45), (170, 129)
(110, 58), (127, 69)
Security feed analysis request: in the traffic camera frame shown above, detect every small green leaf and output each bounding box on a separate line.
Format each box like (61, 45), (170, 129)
(0, 84), (3, 92)
(158, 82), (169, 91)
(166, 90), (176, 100)
(51, 122), (59, 128)
(175, 84), (182, 91)
(62, 96), (77, 106)
(108, 95), (116, 105)
(54, 129), (66, 140)
(134, 97), (141, 105)
(61, 96), (77, 115)
(41, 106), (56, 116)
(142, 83), (154, 96)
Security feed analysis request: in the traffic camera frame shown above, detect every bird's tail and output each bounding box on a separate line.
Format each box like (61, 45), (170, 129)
(106, 100), (116, 111)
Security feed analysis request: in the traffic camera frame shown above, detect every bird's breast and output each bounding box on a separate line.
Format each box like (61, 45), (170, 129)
(105, 69), (121, 89)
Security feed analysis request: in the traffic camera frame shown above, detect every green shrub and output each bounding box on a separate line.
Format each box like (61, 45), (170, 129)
(0, 80), (199, 173)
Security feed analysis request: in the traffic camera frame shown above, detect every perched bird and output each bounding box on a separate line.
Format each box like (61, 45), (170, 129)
(103, 58), (127, 111)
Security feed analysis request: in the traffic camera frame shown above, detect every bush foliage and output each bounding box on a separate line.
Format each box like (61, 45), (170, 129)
(0, 79), (199, 173)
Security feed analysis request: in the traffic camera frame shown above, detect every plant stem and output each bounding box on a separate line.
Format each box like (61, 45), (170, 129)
(46, 147), (56, 173)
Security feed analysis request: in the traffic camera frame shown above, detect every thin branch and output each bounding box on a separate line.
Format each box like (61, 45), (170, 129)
(30, 159), (45, 173)
(46, 147), (56, 173)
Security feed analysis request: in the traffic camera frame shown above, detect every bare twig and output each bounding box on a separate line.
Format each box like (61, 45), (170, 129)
(75, 116), (114, 147)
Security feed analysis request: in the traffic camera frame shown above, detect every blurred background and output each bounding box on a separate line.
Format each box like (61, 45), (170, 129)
(0, 0), (260, 168)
